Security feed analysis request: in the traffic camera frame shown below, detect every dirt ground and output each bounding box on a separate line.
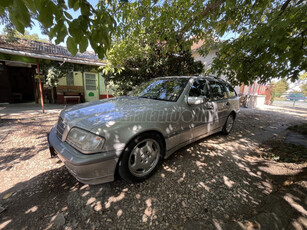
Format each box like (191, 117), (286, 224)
(0, 103), (306, 230)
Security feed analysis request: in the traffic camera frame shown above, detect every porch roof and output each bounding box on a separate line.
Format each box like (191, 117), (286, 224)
(0, 36), (106, 66)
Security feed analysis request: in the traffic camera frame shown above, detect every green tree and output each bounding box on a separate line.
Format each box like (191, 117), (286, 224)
(1, 0), (306, 84)
(15, 30), (50, 43)
(301, 83), (307, 96)
(272, 79), (289, 101)
(104, 47), (204, 96)
(1, 29), (50, 43)
(0, 0), (115, 58)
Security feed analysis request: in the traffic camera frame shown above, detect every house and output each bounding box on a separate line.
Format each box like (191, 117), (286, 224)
(0, 36), (114, 104)
(191, 40), (267, 108)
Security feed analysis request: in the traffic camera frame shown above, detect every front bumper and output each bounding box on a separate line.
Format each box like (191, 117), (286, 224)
(48, 126), (119, 185)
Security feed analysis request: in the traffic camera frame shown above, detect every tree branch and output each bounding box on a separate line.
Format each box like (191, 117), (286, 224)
(279, 0), (292, 16)
(180, 0), (226, 38)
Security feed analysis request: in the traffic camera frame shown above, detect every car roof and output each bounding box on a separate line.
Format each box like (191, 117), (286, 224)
(158, 75), (230, 84)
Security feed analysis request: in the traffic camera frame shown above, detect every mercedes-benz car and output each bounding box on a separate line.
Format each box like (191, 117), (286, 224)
(48, 76), (239, 184)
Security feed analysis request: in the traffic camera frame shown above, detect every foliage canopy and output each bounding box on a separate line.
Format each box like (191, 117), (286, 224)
(0, 0), (306, 84)
(1, 29), (50, 43)
(39, 60), (93, 87)
(301, 83), (307, 96)
(104, 47), (204, 96)
(272, 78), (289, 98)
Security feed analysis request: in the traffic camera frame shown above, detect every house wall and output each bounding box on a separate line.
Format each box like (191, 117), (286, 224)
(57, 72), (84, 86)
(56, 70), (114, 103)
(192, 49), (241, 94)
(56, 72), (84, 103)
(99, 72), (106, 95)
(192, 49), (219, 75)
(242, 83), (267, 96)
(73, 72), (83, 86)
(98, 72), (115, 99)
(58, 76), (67, 85)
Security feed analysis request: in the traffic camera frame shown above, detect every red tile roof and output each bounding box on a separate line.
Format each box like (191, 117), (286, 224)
(191, 39), (205, 51)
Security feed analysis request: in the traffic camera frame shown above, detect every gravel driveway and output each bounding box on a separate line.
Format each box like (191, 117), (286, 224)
(0, 104), (306, 229)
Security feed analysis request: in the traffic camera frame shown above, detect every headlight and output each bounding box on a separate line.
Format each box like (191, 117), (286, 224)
(66, 128), (105, 154)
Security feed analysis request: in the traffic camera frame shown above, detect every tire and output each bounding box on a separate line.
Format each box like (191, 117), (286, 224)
(243, 100), (248, 108)
(118, 133), (164, 183)
(221, 113), (235, 135)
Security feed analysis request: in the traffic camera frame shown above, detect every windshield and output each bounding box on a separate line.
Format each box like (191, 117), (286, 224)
(131, 78), (189, 102)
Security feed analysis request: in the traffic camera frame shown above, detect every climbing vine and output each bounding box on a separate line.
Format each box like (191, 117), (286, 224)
(39, 60), (94, 87)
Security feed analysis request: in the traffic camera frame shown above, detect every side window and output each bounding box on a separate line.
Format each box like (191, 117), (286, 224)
(209, 81), (228, 100)
(189, 80), (209, 98)
(224, 84), (237, 98)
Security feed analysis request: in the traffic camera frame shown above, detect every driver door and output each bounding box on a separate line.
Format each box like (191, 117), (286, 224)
(183, 79), (214, 140)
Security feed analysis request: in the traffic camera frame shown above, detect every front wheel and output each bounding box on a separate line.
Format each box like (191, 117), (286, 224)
(221, 113), (235, 135)
(118, 133), (164, 183)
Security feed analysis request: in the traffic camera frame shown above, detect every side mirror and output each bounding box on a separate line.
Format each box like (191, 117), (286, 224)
(187, 97), (204, 105)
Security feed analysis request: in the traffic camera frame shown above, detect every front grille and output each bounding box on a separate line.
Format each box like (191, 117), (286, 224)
(56, 117), (65, 140)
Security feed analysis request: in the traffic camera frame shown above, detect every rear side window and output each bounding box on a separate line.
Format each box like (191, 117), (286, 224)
(189, 79), (210, 98)
(224, 84), (237, 98)
(209, 81), (228, 100)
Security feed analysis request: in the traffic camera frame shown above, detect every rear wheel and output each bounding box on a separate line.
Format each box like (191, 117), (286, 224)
(118, 133), (163, 183)
(221, 113), (235, 135)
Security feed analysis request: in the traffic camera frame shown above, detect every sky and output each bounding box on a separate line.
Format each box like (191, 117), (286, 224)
(0, 0), (236, 52)
(0, 0), (100, 51)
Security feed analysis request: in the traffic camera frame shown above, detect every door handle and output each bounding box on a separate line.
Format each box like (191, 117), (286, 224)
(206, 103), (214, 110)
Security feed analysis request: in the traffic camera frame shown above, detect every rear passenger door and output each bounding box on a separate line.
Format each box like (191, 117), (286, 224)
(208, 81), (230, 130)
(224, 83), (239, 111)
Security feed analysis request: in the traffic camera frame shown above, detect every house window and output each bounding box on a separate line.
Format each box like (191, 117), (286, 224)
(66, 72), (74, 86)
(84, 73), (97, 91)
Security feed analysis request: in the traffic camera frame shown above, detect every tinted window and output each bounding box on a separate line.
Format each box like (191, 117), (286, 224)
(224, 84), (237, 98)
(132, 78), (189, 102)
(189, 79), (209, 98)
(209, 81), (228, 100)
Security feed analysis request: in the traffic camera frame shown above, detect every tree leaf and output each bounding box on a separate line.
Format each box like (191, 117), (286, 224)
(36, 1), (54, 28)
(80, 2), (90, 16)
(3, 192), (14, 200)
(0, 6), (4, 15)
(64, 11), (73, 20)
(34, 0), (46, 11)
(79, 36), (88, 53)
(22, 0), (36, 12)
(68, 0), (76, 9)
(9, 0), (31, 28)
(67, 36), (78, 56)
(0, 0), (13, 7)
(68, 19), (81, 42)
(68, 22), (78, 36)
(73, 0), (79, 11)
(54, 21), (67, 44)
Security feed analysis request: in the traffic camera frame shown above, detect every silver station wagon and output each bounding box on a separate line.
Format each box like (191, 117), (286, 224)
(48, 76), (239, 184)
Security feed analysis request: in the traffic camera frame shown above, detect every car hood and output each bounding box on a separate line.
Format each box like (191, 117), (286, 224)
(61, 96), (176, 131)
